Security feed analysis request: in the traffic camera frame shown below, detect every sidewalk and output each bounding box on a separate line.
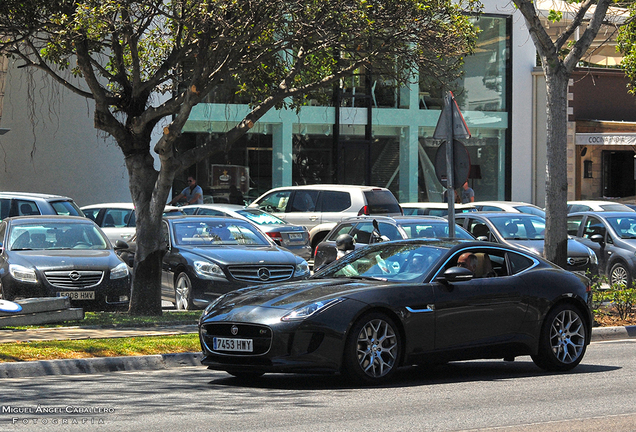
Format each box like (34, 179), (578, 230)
(0, 324), (634, 379)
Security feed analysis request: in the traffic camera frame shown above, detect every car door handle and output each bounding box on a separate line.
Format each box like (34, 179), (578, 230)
(406, 305), (435, 313)
(309, 216), (318, 221)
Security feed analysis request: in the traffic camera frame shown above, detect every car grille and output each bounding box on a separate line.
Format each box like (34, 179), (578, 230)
(227, 265), (294, 283)
(44, 270), (104, 289)
(201, 323), (272, 356)
(567, 257), (589, 267)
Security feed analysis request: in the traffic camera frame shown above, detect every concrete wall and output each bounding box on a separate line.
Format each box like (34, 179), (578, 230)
(0, 63), (132, 206)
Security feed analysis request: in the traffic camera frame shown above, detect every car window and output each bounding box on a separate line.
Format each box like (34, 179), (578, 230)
(427, 209), (448, 217)
(446, 249), (500, 278)
(0, 199), (10, 220)
(181, 207), (198, 215)
(513, 205), (545, 218)
(197, 208), (226, 216)
(237, 209), (286, 225)
(478, 205), (502, 212)
(326, 223), (356, 241)
(290, 190), (319, 212)
(600, 203), (634, 212)
(488, 216), (545, 240)
(569, 204), (590, 213)
(50, 200), (84, 217)
(401, 207), (421, 216)
(400, 222), (473, 240)
(9, 222), (109, 250)
(16, 200), (40, 216)
(377, 222), (402, 240)
(172, 220), (270, 246)
(102, 208), (133, 228)
(349, 222), (375, 244)
(0, 222), (6, 245)
(506, 251), (536, 275)
(83, 208), (100, 222)
(256, 191), (291, 213)
(582, 216), (605, 239)
(606, 216), (636, 239)
(567, 215), (584, 236)
(468, 219), (492, 240)
(319, 191), (351, 212)
(363, 190), (401, 214)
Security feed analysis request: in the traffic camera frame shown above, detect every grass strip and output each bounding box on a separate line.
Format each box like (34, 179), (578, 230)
(1, 311), (202, 330)
(0, 334), (201, 363)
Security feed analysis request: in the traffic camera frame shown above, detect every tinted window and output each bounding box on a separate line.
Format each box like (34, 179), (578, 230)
(507, 251), (535, 274)
(102, 208), (133, 227)
(513, 205), (545, 218)
(319, 191), (351, 212)
(326, 223), (355, 241)
(50, 200), (83, 217)
(0, 199), (10, 220)
(478, 205), (502, 212)
(599, 203), (634, 212)
(582, 216), (605, 239)
(197, 208), (226, 216)
(569, 204), (590, 213)
(83, 208), (100, 222)
(16, 200), (40, 216)
(363, 190), (401, 214)
(400, 222), (473, 239)
(290, 190), (319, 212)
(567, 215), (584, 236)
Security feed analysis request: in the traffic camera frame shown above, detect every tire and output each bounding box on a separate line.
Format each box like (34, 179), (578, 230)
(609, 262), (631, 287)
(174, 272), (195, 310)
(343, 312), (401, 384)
(531, 303), (588, 372)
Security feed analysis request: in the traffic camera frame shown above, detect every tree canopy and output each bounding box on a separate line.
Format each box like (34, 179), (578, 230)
(0, 0), (479, 314)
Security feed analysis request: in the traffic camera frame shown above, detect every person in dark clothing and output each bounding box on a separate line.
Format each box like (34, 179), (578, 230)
(229, 185), (245, 205)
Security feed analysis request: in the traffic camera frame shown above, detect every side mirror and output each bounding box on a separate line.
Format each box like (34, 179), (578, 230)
(272, 238), (282, 246)
(476, 236), (489, 242)
(590, 234), (604, 245)
(437, 266), (474, 284)
(114, 240), (129, 250)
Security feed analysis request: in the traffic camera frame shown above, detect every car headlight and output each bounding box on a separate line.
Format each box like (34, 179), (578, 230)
(9, 264), (37, 283)
(588, 247), (598, 265)
(194, 260), (224, 279)
(295, 260), (310, 278)
(110, 262), (129, 279)
(281, 298), (344, 321)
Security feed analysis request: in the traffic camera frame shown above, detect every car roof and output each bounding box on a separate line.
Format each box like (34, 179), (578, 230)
(181, 204), (247, 211)
(400, 202), (475, 209)
(261, 184), (391, 192)
(568, 211), (636, 218)
(0, 192), (75, 201)
(81, 203), (182, 212)
(164, 215), (245, 222)
(341, 215), (446, 223)
(472, 201), (542, 208)
(5, 215), (94, 224)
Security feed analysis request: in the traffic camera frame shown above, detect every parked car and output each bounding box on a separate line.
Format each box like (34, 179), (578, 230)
(0, 192), (84, 222)
(0, 215), (130, 310)
(567, 200), (634, 213)
(119, 215), (310, 310)
(454, 212), (598, 275)
(313, 215), (474, 270)
(472, 201), (546, 217)
(567, 211), (636, 286)
(199, 239), (593, 383)
(401, 202), (476, 217)
(248, 185), (402, 252)
(81, 203), (184, 244)
(180, 204), (311, 260)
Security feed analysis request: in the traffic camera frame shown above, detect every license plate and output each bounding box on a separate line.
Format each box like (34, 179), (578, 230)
(288, 233), (303, 240)
(57, 291), (95, 300)
(213, 337), (253, 352)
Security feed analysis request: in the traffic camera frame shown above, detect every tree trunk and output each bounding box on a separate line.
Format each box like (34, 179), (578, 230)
(543, 70), (569, 268)
(125, 151), (172, 316)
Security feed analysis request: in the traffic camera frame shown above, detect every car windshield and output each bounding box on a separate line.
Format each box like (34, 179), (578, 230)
(600, 203), (634, 212)
(237, 209), (286, 225)
(318, 243), (445, 282)
(8, 222), (109, 250)
(399, 222), (473, 240)
(488, 215), (546, 240)
(172, 220), (271, 246)
(513, 205), (545, 218)
(606, 217), (636, 239)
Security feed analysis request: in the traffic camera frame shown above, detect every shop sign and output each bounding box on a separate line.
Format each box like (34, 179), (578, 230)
(576, 133), (636, 146)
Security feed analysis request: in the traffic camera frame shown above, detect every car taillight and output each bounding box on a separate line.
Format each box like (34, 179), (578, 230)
(266, 232), (283, 240)
(358, 205), (370, 216)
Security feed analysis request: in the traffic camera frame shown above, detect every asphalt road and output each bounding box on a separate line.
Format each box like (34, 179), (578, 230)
(1, 339), (636, 431)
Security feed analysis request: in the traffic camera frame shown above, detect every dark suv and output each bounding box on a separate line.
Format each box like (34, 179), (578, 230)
(249, 185), (402, 251)
(0, 192), (84, 221)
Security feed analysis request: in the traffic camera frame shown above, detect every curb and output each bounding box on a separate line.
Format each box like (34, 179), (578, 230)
(0, 325), (634, 379)
(0, 352), (202, 379)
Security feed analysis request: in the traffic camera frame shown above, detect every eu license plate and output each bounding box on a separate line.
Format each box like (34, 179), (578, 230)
(57, 291), (95, 300)
(288, 233), (303, 240)
(213, 337), (253, 352)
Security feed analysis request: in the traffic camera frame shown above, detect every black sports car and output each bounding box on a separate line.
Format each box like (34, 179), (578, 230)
(0, 215), (131, 310)
(132, 216), (311, 310)
(199, 239), (593, 384)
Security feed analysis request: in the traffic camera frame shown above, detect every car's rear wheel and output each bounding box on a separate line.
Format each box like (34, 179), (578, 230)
(609, 262), (631, 287)
(343, 312), (401, 384)
(174, 272), (195, 310)
(531, 303), (588, 372)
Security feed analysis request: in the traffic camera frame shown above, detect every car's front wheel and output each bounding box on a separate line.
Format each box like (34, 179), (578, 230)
(343, 312), (401, 384)
(531, 303), (588, 372)
(609, 262), (631, 287)
(174, 272), (195, 310)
